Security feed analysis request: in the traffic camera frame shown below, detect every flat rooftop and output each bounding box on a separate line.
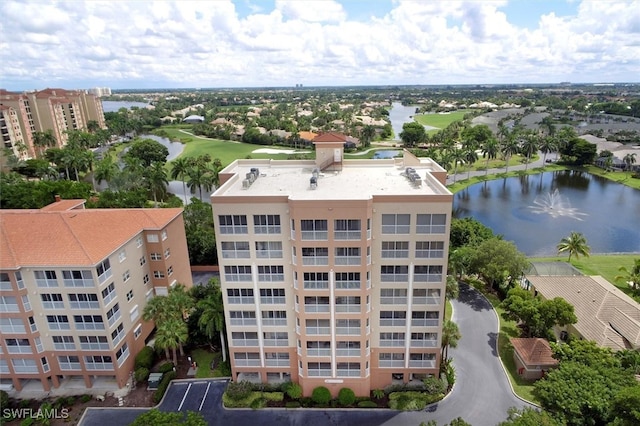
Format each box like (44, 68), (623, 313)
(214, 156), (451, 200)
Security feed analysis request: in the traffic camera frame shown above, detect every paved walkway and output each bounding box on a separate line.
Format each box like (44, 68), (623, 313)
(80, 284), (534, 426)
(447, 153), (547, 185)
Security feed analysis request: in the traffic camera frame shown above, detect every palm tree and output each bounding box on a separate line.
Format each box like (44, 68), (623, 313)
(557, 232), (591, 262)
(142, 295), (172, 324)
(623, 153), (637, 172)
(442, 275), (460, 322)
(360, 125), (376, 148)
(168, 283), (194, 321)
(170, 157), (192, 204)
(615, 259), (640, 295)
(539, 135), (558, 165)
(33, 130), (57, 158)
(94, 156), (119, 189)
(197, 285), (227, 362)
(144, 161), (168, 207)
(462, 145), (478, 181)
(441, 320), (461, 362)
(520, 131), (539, 171)
(155, 318), (188, 365)
(501, 136), (520, 173)
(481, 138), (499, 177)
(450, 148), (464, 184)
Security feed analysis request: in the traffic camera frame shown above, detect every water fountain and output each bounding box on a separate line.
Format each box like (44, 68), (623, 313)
(528, 189), (588, 220)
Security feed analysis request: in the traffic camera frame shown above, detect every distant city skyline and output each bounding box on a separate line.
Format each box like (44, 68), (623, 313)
(1, 0), (639, 91)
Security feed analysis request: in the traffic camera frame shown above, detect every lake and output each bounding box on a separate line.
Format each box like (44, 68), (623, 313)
(388, 102), (438, 140)
(453, 171), (640, 256)
(102, 100), (152, 113)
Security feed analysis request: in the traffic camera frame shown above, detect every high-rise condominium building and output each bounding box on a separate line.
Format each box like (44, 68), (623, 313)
(211, 133), (453, 397)
(0, 199), (192, 391)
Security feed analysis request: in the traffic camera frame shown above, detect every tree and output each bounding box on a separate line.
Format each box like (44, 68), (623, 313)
(622, 153), (637, 171)
(449, 217), (494, 249)
(615, 258), (640, 296)
(557, 231), (590, 262)
(501, 135), (520, 173)
(130, 409), (206, 426)
(399, 121), (426, 147)
(558, 137), (597, 165)
(449, 147), (465, 183)
(94, 156), (120, 189)
(170, 157), (192, 204)
(611, 386), (640, 425)
(183, 198), (217, 265)
(33, 130), (57, 157)
(498, 407), (562, 426)
(195, 279), (227, 362)
(539, 135), (558, 165)
(519, 131), (538, 171)
(155, 318), (188, 365)
(462, 143), (479, 181)
(126, 138), (169, 167)
(469, 238), (529, 291)
(144, 161), (168, 207)
(501, 287), (576, 337)
(441, 320), (461, 362)
(481, 138), (500, 177)
(360, 125), (376, 147)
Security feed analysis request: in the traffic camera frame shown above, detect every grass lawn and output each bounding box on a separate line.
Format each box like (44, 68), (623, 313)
(414, 110), (476, 130)
(446, 300), (453, 322)
(191, 348), (217, 378)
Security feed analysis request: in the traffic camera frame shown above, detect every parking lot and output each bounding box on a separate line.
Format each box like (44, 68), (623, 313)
(159, 379), (226, 416)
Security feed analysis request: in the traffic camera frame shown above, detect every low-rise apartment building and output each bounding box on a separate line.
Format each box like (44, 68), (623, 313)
(0, 199), (192, 391)
(211, 133), (453, 396)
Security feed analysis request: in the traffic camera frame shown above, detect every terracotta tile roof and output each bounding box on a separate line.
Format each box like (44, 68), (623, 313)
(40, 199), (86, 211)
(510, 338), (558, 366)
(313, 132), (348, 143)
(298, 131), (318, 141)
(0, 208), (183, 269)
(527, 275), (640, 350)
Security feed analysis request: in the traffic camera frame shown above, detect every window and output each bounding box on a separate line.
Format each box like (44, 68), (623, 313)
(11, 358), (38, 373)
(379, 311), (407, 326)
(139, 256), (146, 266)
(52, 336), (76, 351)
(253, 215), (281, 234)
(161, 230), (168, 240)
(116, 342), (129, 366)
(233, 352), (260, 366)
(224, 265), (252, 282)
(101, 283), (116, 304)
(118, 250), (126, 263)
(411, 311), (439, 327)
(1, 317), (25, 334)
(304, 296), (330, 313)
(218, 215), (248, 234)
(126, 290), (134, 301)
(416, 214), (446, 234)
(380, 332), (405, 347)
(411, 332), (438, 347)
(301, 247), (328, 265)
(167, 266), (173, 276)
(381, 241), (409, 258)
(122, 270), (131, 282)
(227, 288), (254, 304)
(306, 341), (331, 356)
(41, 293), (65, 310)
(306, 319), (330, 335)
(300, 219), (328, 240)
(35, 270), (58, 287)
(106, 304), (121, 326)
(130, 305), (139, 322)
(259, 288), (285, 304)
(303, 272), (328, 289)
(84, 355), (113, 370)
(15, 271), (24, 289)
(74, 314), (105, 330)
(307, 362), (331, 377)
(147, 234), (159, 243)
(232, 331), (259, 346)
(58, 356), (81, 371)
(335, 272), (360, 289)
(379, 353), (405, 368)
(62, 270), (94, 287)
(413, 265), (443, 283)
(153, 270), (165, 279)
(150, 252), (161, 261)
(0, 273), (12, 291)
(164, 248), (170, 259)
(263, 332), (287, 347)
(229, 311), (256, 326)
(68, 293), (99, 309)
(412, 288), (440, 305)
(143, 274), (150, 285)
(381, 214), (410, 234)
(111, 323), (125, 345)
(47, 315), (70, 330)
(336, 362), (360, 377)
(79, 335), (109, 350)
(265, 352), (290, 367)
(261, 310), (287, 326)
(258, 265), (284, 282)
(0, 360), (8, 374)
(336, 319), (360, 335)
(409, 353), (436, 368)
(145, 288), (154, 301)
(380, 265), (409, 282)
(335, 296), (361, 313)
(136, 236), (143, 248)
(134, 324), (142, 339)
(255, 241), (283, 258)
(415, 241), (445, 258)
(5, 338), (32, 354)
(96, 259), (112, 283)
(220, 241), (250, 259)
(380, 288), (407, 304)
(336, 341), (360, 357)
(334, 219), (361, 240)
(41, 356), (49, 372)
(334, 247), (361, 265)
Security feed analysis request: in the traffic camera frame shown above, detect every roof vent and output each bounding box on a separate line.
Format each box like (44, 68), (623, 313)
(242, 179), (251, 189)
(310, 176), (318, 190)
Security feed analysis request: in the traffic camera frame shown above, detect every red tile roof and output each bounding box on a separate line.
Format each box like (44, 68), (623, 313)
(40, 199), (86, 212)
(313, 132), (348, 143)
(0, 208), (183, 268)
(510, 338), (558, 367)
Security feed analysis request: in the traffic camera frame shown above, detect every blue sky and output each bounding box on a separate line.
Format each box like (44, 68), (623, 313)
(1, 0), (638, 91)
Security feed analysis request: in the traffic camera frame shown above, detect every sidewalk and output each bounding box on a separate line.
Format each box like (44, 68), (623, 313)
(446, 154), (547, 184)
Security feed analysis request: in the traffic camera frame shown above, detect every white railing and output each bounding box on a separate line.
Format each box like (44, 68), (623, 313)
(306, 348), (331, 357)
(265, 359), (290, 367)
(307, 369), (331, 377)
(380, 319), (406, 327)
(306, 327), (330, 335)
(235, 359), (261, 367)
(335, 304), (360, 313)
(336, 327), (361, 335)
(335, 348), (360, 357)
(408, 359), (436, 368)
(411, 319), (438, 327)
(379, 360), (405, 368)
(335, 256), (361, 265)
(335, 281), (360, 290)
(302, 256), (329, 266)
(233, 339), (259, 346)
(379, 340), (405, 347)
(263, 339), (288, 347)
(334, 231), (361, 240)
(301, 231), (328, 240)
(304, 281), (329, 289)
(410, 340), (438, 348)
(380, 297), (407, 305)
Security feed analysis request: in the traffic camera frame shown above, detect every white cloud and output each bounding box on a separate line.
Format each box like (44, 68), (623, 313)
(0, 0), (638, 90)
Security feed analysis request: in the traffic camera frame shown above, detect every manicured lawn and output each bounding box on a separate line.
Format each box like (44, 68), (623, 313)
(445, 300), (453, 322)
(414, 110), (476, 130)
(191, 348), (217, 378)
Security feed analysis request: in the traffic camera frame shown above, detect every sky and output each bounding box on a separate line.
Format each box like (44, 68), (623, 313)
(1, 0), (639, 91)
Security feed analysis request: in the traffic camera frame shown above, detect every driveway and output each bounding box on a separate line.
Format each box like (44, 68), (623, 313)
(80, 284), (534, 426)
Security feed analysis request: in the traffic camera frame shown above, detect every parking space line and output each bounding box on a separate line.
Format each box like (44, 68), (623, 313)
(198, 382), (211, 411)
(177, 383), (192, 411)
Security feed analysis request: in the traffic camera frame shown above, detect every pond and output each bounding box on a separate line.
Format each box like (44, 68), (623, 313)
(388, 102), (438, 140)
(101, 100), (152, 113)
(373, 150), (401, 159)
(453, 171), (640, 256)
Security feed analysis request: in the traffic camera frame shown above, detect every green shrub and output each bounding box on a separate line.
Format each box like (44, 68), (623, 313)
(299, 397), (313, 407)
(222, 391), (262, 408)
(423, 376), (446, 395)
(338, 388), (356, 406)
(134, 367), (150, 383)
(0, 390), (9, 408)
(311, 386), (331, 405)
(249, 397), (266, 410)
(18, 399), (32, 408)
(372, 389), (385, 399)
(152, 371), (176, 404)
(388, 391), (429, 411)
(134, 346), (155, 370)
(285, 383), (302, 400)
(285, 401), (301, 408)
(19, 418), (34, 426)
(157, 362), (174, 374)
(79, 395), (92, 403)
(358, 400), (379, 408)
(261, 392), (284, 402)
(225, 381), (253, 401)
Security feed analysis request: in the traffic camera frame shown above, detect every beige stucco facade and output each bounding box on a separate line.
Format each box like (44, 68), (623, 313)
(212, 139), (452, 397)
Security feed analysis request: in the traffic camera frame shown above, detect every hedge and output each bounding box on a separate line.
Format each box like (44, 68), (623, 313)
(338, 388), (356, 406)
(357, 400), (379, 408)
(311, 386), (331, 405)
(388, 391), (444, 411)
(134, 346), (155, 370)
(134, 367), (150, 383)
(152, 371), (177, 403)
(157, 362), (175, 374)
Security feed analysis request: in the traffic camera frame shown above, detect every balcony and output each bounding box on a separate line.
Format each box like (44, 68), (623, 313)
(412, 297), (441, 305)
(306, 348), (331, 357)
(379, 360), (405, 368)
(411, 319), (438, 327)
(334, 256), (361, 266)
(302, 256), (329, 266)
(301, 231), (328, 241)
(408, 359), (436, 368)
(232, 339), (259, 347)
(410, 340), (438, 348)
(334, 231), (361, 240)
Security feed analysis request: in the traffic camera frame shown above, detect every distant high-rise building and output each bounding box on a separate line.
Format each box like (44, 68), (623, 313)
(87, 87), (112, 97)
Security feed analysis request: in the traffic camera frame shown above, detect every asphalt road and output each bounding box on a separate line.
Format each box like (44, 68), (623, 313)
(80, 283), (534, 426)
